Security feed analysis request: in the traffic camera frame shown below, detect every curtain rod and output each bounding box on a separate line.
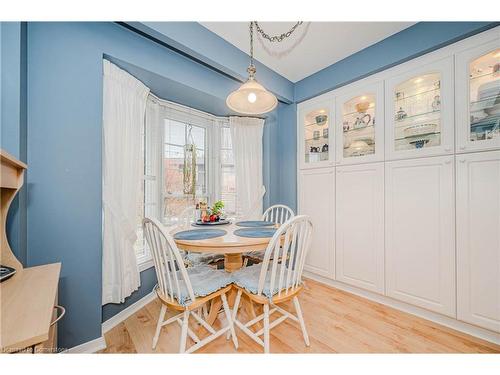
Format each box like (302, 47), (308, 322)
(148, 93), (229, 123)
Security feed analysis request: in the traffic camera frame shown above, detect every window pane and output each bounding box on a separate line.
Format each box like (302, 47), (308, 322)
(165, 120), (185, 145)
(163, 120), (207, 223)
(191, 125), (205, 150)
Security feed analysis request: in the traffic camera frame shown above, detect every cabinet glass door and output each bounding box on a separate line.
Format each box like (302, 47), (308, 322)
(299, 97), (334, 168)
(385, 57), (453, 160)
(467, 50), (500, 144)
(342, 94), (376, 157)
(336, 81), (384, 164)
(393, 73), (442, 151)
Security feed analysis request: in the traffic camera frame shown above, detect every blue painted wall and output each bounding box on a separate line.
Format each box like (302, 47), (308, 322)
(26, 22), (283, 349)
(1, 22), (28, 266)
(277, 102), (297, 212)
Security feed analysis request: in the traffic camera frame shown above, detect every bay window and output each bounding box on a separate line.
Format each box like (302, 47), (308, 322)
(135, 96), (235, 267)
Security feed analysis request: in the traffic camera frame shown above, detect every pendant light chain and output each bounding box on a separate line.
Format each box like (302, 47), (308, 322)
(254, 21), (303, 43)
(249, 21), (254, 67)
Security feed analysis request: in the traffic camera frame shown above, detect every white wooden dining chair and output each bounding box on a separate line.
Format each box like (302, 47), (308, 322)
(175, 206), (224, 268)
(243, 204), (295, 266)
(262, 204), (295, 224)
(143, 218), (238, 353)
(230, 215), (313, 353)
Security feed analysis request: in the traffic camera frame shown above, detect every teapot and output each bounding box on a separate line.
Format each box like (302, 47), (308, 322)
(395, 107), (407, 121)
(354, 112), (371, 129)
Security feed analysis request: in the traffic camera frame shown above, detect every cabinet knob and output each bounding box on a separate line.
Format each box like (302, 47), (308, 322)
(459, 159), (466, 163)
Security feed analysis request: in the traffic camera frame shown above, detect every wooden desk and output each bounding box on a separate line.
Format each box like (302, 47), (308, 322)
(0, 263), (61, 353)
(1, 149), (63, 353)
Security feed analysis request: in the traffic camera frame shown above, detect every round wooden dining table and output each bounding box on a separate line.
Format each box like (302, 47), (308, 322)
(172, 223), (273, 273)
(171, 222), (275, 329)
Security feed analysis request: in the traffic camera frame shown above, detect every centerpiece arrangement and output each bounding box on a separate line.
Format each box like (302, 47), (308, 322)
(195, 200), (230, 225)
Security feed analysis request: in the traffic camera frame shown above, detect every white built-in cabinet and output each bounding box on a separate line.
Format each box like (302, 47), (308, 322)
(335, 163), (384, 293)
(298, 167), (335, 278)
(297, 27), (500, 335)
(385, 156), (456, 317)
(456, 150), (500, 333)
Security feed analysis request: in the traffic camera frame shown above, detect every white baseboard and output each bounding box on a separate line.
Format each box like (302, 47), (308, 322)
(304, 271), (500, 346)
(102, 291), (156, 334)
(63, 336), (107, 354)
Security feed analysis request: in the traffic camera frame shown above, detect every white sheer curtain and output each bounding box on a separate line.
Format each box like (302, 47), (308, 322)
(229, 116), (265, 220)
(102, 60), (150, 304)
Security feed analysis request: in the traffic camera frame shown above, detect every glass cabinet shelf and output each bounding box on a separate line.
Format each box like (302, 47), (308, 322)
(395, 86), (440, 102)
(395, 109), (441, 123)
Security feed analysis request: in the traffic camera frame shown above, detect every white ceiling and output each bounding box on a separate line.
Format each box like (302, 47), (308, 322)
(200, 22), (415, 82)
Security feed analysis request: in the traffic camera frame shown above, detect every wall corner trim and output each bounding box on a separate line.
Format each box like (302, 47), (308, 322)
(63, 336), (107, 354)
(102, 290), (156, 334)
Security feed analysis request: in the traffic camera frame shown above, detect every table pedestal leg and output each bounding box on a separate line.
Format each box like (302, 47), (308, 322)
(224, 253), (243, 273)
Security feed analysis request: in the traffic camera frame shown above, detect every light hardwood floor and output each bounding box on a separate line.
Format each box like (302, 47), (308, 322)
(100, 279), (500, 353)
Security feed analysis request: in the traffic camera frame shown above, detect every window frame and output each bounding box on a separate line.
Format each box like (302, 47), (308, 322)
(136, 97), (231, 270)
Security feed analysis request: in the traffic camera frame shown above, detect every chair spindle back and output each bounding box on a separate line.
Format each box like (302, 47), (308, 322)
(262, 204), (295, 224)
(257, 215), (313, 300)
(143, 218), (195, 304)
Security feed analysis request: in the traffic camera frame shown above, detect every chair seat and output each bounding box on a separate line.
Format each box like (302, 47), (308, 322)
(185, 252), (224, 267)
(231, 264), (299, 299)
(162, 265), (232, 306)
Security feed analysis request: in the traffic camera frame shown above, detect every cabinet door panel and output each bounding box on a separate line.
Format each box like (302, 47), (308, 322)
(385, 156), (455, 316)
(298, 167), (335, 278)
(298, 95), (335, 169)
(335, 81), (385, 165)
(385, 57), (454, 161)
(336, 163), (384, 293)
(455, 39), (500, 153)
(456, 151), (500, 332)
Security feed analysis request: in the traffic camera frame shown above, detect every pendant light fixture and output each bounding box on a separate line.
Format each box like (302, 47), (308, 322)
(226, 22), (303, 115)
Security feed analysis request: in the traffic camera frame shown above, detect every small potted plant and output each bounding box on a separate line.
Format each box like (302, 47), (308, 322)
(210, 200), (224, 222)
(201, 200), (225, 223)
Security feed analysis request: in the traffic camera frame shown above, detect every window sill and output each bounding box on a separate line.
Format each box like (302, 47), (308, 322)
(137, 257), (154, 273)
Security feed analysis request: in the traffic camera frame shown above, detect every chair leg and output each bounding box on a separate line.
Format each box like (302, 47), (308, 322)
(221, 293), (239, 350)
(226, 289), (242, 340)
(179, 310), (190, 353)
(263, 303), (270, 353)
(152, 304), (166, 350)
(293, 296), (310, 347)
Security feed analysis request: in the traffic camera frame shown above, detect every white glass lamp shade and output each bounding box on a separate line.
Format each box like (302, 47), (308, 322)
(226, 78), (278, 115)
